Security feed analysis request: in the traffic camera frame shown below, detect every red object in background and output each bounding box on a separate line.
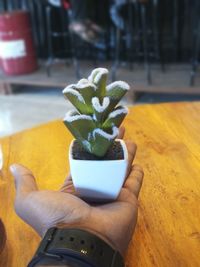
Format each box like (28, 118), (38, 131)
(0, 10), (38, 75)
(62, 0), (71, 9)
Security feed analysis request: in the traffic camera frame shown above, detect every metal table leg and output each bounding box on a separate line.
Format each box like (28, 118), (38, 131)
(2, 0), (7, 10)
(141, 3), (152, 85)
(190, 18), (200, 86)
(153, 0), (165, 71)
(111, 27), (121, 81)
(46, 5), (54, 77)
(127, 0), (134, 71)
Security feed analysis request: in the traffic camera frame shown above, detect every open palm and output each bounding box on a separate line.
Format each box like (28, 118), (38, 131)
(11, 132), (143, 256)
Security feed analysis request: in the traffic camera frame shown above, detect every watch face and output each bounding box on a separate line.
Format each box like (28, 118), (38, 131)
(35, 257), (90, 267)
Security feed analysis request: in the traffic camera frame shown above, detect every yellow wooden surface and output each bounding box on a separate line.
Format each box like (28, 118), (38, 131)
(0, 102), (200, 267)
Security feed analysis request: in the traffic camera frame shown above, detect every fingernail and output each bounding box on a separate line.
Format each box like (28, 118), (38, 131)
(10, 164), (19, 174)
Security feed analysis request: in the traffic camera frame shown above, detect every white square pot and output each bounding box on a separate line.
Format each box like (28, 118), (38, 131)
(69, 139), (128, 201)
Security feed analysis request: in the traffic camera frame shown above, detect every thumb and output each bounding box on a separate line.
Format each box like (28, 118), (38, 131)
(10, 164), (38, 198)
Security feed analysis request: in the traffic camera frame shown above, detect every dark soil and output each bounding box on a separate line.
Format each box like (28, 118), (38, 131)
(72, 140), (124, 160)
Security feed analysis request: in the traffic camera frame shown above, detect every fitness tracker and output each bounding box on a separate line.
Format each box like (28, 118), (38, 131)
(28, 228), (124, 267)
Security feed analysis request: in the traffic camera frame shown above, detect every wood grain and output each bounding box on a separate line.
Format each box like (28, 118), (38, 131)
(0, 102), (200, 267)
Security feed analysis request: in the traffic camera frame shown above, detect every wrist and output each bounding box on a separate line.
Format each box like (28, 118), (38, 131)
(28, 227), (124, 267)
(56, 223), (119, 256)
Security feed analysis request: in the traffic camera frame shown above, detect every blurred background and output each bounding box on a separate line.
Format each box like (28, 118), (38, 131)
(0, 0), (200, 137)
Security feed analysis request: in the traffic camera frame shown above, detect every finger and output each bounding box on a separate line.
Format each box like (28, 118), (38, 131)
(124, 165), (144, 198)
(117, 126), (125, 139)
(10, 164), (38, 198)
(59, 174), (77, 195)
(125, 141), (137, 176)
(60, 179), (75, 193)
(61, 185), (77, 195)
(59, 173), (72, 190)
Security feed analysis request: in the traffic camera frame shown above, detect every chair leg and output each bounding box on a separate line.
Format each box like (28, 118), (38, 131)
(60, 7), (68, 58)
(70, 33), (81, 79)
(153, 0), (164, 71)
(73, 56), (81, 79)
(46, 58), (53, 77)
(3, 0), (7, 10)
(111, 28), (121, 81)
(173, 0), (179, 61)
(0, 83), (13, 95)
(141, 4), (152, 85)
(66, 9), (81, 79)
(190, 62), (197, 86)
(190, 19), (200, 86)
(92, 46), (98, 68)
(36, 0), (45, 57)
(46, 6), (53, 77)
(127, 0), (134, 71)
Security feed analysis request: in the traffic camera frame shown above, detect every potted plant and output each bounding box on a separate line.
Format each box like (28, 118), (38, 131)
(63, 68), (130, 201)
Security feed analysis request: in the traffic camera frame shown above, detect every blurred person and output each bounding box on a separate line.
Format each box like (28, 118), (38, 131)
(69, 0), (104, 44)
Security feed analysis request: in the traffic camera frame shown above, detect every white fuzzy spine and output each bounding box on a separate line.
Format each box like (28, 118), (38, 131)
(94, 69), (108, 84)
(77, 80), (97, 90)
(64, 110), (92, 122)
(93, 126), (119, 140)
(92, 97), (110, 113)
(106, 81), (130, 91)
(77, 79), (88, 85)
(82, 140), (92, 152)
(108, 106), (128, 119)
(63, 84), (76, 91)
(63, 87), (85, 103)
(88, 68), (108, 83)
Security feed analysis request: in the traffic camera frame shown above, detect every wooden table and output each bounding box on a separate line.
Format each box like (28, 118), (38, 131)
(0, 102), (200, 267)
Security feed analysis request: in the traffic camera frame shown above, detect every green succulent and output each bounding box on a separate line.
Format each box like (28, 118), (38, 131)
(63, 68), (129, 157)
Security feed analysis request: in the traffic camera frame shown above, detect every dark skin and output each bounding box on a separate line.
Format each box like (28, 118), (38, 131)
(10, 127), (144, 264)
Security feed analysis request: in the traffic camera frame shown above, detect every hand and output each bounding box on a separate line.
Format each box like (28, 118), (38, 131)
(10, 128), (144, 256)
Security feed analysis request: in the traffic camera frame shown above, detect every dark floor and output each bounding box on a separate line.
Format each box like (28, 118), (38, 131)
(137, 92), (200, 103)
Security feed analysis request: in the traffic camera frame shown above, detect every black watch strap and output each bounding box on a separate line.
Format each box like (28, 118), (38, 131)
(28, 228), (124, 267)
